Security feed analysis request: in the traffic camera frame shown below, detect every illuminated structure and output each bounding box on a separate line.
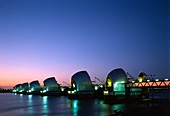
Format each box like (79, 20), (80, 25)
(105, 68), (127, 95)
(28, 80), (42, 93)
(138, 72), (147, 82)
(12, 84), (21, 92)
(68, 71), (95, 99)
(42, 77), (61, 95)
(21, 82), (29, 93)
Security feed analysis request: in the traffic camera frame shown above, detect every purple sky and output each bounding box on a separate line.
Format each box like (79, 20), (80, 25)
(0, 0), (169, 88)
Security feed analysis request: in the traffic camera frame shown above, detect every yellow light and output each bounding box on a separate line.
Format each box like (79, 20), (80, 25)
(107, 79), (112, 87)
(104, 91), (109, 95)
(121, 81), (125, 83)
(138, 77), (143, 82)
(73, 83), (76, 88)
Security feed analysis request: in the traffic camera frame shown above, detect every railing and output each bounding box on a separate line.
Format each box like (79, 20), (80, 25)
(127, 80), (170, 88)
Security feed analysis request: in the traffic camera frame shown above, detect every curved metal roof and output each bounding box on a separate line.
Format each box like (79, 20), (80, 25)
(71, 71), (94, 91)
(22, 82), (29, 91)
(43, 77), (60, 92)
(106, 68), (127, 83)
(30, 80), (41, 91)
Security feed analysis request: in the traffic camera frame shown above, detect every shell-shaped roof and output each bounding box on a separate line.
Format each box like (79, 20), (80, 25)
(71, 71), (94, 91)
(106, 68), (127, 83)
(30, 80), (41, 90)
(43, 77), (57, 86)
(43, 77), (60, 92)
(22, 82), (29, 90)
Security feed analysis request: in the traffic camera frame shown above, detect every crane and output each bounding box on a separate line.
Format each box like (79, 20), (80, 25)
(95, 77), (104, 84)
(127, 72), (134, 80)
(63, 81), (70, 86)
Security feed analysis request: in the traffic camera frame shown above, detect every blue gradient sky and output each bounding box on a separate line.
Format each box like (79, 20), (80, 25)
(0, 0), (169, 88)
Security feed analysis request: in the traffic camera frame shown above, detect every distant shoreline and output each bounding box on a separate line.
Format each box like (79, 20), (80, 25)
(0, 89), (12, 93)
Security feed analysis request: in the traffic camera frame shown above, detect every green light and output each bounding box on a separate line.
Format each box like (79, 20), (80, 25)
(28, 95), (32, 99)
(114, 82), (119, 87)
(95, 86), (98, 90)
(73, 100), (78, 108)
(114, 81), (125, 95)
(43, 96), (48, 104)
(28, 89), (32, 93)
(43, 90), (47, 93)
(61, 87), (64, 92)
(12, 89), (16, 92)
(19, 90), (23, 92)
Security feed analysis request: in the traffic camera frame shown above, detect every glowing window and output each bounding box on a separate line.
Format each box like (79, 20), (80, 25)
(73, 83), (76, 88)
(107, 79), (112, 87)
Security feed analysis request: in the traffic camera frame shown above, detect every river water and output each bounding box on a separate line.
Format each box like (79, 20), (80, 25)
(1, 93), (170, 116)
(0, 93), (125, 116)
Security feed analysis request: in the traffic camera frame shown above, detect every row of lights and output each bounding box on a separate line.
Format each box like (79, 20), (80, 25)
(132, 78), (169, 83)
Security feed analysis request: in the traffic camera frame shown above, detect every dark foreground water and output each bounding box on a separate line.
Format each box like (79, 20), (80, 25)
(1, 93), (170, 116)
(0, 93), (125, 116)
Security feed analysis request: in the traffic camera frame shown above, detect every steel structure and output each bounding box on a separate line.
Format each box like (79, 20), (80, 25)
(127, 80), (170, 88)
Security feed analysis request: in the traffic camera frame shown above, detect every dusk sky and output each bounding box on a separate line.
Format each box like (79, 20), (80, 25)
(0, 0), (169, 88)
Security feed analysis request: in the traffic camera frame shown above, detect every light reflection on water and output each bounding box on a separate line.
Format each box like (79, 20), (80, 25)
(42, 96), (48, 115)
(0, 93), (125, 116)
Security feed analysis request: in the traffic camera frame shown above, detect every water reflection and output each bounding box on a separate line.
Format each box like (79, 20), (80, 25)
(70, 100), (79, 116)
(0, 94), (127, 116)
(28, 95), (33, 113)
(42, 96), (49, 114)
(69, 99), (126, 116)
(19, 94), (23, 97)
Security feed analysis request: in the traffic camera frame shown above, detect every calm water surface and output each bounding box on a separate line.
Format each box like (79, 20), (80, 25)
(0, 93), (125, 116)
